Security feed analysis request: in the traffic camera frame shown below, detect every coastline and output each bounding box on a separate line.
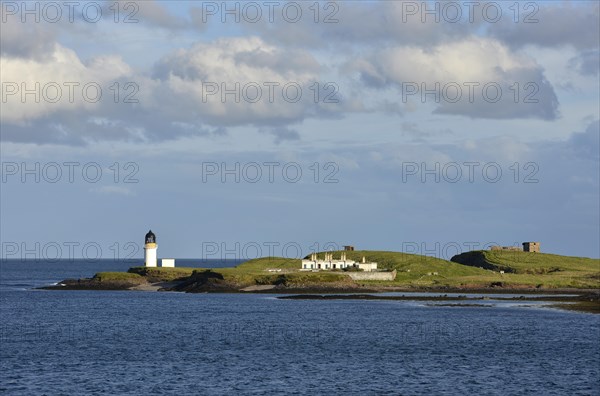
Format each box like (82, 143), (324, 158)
(36, 249), (600, 313)
(39, 276), (600, 296)
(38, 278), (600, 314)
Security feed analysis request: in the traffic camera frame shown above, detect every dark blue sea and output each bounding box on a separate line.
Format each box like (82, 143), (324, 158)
(1, 260), (599, 395)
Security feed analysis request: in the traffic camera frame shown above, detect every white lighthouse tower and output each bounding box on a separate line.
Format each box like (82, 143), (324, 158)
(144, 230), (157, 267)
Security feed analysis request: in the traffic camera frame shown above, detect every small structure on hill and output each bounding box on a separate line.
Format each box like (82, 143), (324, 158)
(490, 242), (541, 253)
(301, 252), (377, 272)
(344, 245), (355, 251)
(523, 242), (540, 253)
(161, 259), (175, 267)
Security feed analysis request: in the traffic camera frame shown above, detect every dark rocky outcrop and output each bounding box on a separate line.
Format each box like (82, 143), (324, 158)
(163, 270), (238, 293)
(40, 277), (142, 291)
(450, 251), (515, 273)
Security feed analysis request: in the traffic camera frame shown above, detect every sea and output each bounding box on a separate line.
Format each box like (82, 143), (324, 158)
(1, 259), (599, 395)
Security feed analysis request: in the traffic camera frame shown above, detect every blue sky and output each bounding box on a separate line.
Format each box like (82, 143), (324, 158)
(1, 0), (599, 260)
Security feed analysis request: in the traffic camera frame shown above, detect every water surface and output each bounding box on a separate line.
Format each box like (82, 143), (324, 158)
(1, 260), (598, 395)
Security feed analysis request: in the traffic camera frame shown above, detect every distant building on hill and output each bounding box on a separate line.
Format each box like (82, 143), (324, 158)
(301, 252), (377, 272)
(490, 242), (541, 253)
(344, 245), (355, 251)
(161, 259), (175, 267)
(522, 242), (541, 253)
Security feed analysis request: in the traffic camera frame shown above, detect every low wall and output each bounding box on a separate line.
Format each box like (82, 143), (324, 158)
(348, 270), (396, 281)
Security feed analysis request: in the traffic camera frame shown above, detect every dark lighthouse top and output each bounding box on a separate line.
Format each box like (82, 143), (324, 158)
(145, 230), (156, 244)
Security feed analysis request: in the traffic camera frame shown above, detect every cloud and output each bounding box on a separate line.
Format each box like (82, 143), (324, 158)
(151, 36), (351, 127)
(0, 2), (594, 147)
(490, 3), (600, 50)
(238, 1), (481, 49)
(351, 37), (559, 120)
(0, 39), (196, 144)
(1, 44), (133, 124)
(1, 36), (357, 144)
(567, 120), (600, 162)
(0, 13), (58, 60)
(259, 127), (301, 144)
(399, 122), (453, 142)
(90, 185), (135, 196)
(109, 0), (189, 30)
(568, 50), (600, 76)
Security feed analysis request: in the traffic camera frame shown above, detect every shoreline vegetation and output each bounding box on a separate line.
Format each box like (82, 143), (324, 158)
(40, 250), (600, 313)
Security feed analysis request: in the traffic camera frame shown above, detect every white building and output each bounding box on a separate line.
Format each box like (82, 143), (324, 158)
(161, 258), (175, 268)
(144, 230), (176, 267)
(301, 252), (378, 272)
(144, 230), (157, 267)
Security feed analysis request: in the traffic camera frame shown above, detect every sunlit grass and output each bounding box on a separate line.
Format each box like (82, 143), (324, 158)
(99, 250), (599, 289)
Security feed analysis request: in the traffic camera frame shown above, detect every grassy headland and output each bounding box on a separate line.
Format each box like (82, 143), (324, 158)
(47, 250), (599, 292)
(451, 250), (600, 289)
(40, 250), (599, 312)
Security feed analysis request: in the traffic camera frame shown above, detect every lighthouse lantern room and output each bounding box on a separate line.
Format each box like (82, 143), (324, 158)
(144, 230), (157, 267)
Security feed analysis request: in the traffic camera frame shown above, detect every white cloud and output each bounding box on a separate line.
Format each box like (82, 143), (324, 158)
(351, 37), (559, 120)
(491, 3), (600, 50)
(150, 36), (350, 127)
(1, 44), (132, 124)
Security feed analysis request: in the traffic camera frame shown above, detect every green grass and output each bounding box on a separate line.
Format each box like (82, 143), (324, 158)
(451, 251), (600, 289)
(127, 267), (200, 282)
(93, 272), (145, 283)
(93, 250), (599, 290)
(236, 257), (301, 271)
(279, 271), (351, 286)
(481, 250), (599, 273)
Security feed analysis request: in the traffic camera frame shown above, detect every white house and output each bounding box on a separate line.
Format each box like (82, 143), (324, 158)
(301, 252), (378, 272)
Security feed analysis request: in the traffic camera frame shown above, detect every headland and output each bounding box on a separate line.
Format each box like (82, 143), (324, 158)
(40, 250), (600, 312)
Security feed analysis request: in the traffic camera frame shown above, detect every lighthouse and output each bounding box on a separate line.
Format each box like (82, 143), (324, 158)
(144, 230), (157, 267)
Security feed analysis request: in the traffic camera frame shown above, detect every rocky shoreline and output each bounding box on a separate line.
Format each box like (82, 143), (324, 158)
(278, 292), (600, 313)
(38, 270), (600, 313)
(40, 275), (599, 295)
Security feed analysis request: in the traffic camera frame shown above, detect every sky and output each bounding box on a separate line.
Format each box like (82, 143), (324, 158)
(0, 0), (599, 260)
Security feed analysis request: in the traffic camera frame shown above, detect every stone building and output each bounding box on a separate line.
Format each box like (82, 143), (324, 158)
(522, 242), (541, 253)
(490, 242), (541, 253)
